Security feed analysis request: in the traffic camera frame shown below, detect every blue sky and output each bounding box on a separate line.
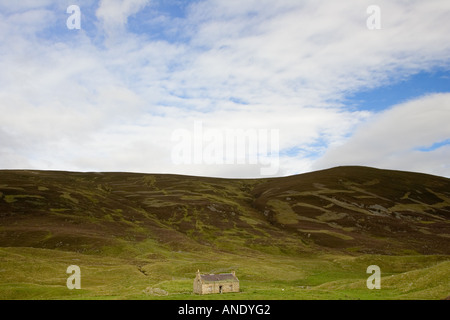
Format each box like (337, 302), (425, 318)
(346, 69), (450, 112)
(0, 0), (449, 178)
(416, 139), (450, 152)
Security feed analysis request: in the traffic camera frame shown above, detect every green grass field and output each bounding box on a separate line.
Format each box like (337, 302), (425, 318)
(1, 246), (448, 300)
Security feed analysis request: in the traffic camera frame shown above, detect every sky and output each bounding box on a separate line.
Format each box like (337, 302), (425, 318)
(0, 0), (449, 178)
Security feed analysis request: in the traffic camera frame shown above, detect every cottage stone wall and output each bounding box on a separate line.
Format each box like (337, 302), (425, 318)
(193, 274), (202, 294)
(200, 281), (239, 294)
(193, 272), (239, 294)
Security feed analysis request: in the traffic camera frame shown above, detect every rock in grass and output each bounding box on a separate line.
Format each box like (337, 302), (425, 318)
(143, 287), (168, 296)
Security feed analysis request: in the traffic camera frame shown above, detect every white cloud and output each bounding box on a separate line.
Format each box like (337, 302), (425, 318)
(0, 0), (55, 12)
(314, 93), (450, 177)
(0, 0), (450, 177)
(96, 0), (150, 38)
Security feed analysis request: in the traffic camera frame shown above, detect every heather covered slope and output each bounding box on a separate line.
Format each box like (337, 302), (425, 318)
(252, 166), (450, 255)
(0, 166), (449, 299)
(1, 166), (448, 255)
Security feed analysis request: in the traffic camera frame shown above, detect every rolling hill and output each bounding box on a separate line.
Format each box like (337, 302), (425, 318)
(0, 166), (449, 299)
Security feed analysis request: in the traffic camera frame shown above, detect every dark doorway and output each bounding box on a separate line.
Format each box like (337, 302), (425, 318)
(219, 285), (223, 293)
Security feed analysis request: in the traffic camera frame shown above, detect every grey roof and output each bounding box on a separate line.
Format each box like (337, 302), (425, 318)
(200, 273), (238, 283)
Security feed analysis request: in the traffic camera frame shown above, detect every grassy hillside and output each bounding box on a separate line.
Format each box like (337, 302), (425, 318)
(0, 166), (449, 299)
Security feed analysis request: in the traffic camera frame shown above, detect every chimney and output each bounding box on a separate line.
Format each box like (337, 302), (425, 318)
(231, 270), (235, 276)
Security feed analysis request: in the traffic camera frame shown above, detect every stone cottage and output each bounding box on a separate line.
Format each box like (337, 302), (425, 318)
(193, 270), (239, 294)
